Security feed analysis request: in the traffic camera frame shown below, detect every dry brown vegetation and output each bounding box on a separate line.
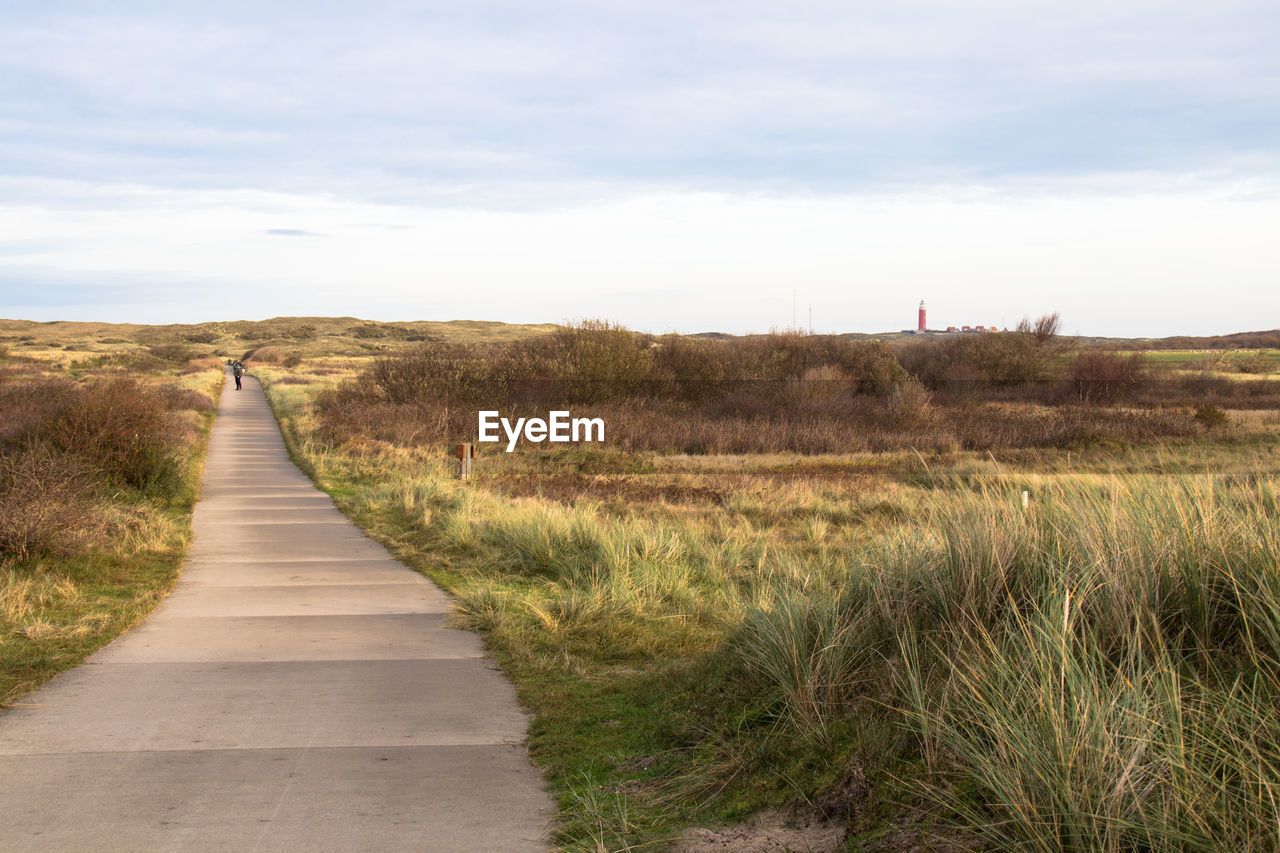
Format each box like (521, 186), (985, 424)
(260, 365), (1280, 852)
(313, 319), (1275, 457)
(249, 319), (1280, 851)
(1, 344), (221, 703)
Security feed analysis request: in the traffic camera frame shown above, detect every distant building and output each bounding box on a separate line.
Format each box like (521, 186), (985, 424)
(910, 301), (1000, 334)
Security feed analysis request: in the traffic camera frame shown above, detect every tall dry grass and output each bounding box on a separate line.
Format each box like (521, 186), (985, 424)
(259, 349), (1280, 849)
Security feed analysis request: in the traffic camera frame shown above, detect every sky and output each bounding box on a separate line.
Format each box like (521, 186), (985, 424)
(1, 0), (1277, 336)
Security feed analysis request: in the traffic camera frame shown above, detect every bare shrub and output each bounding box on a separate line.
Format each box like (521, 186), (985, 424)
(509, 319), (653, 403)
(1069, 351), (1148, 403)
(648, 334), (727, 402)
(0, 446), (95, 563)
(1235, 352), (1271, 375)
(367, 342), (497, 405)
(39, 378), (185, 495)
(898, 330), (1058, 390)
(0, 378), (77, 444)
(886, 378), (933, 427)
(155, 385), (215, 412)
(1018, 311), (1061, 345)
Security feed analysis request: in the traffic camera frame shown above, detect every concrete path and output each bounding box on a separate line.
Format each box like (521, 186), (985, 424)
(0, 372), (552, 852)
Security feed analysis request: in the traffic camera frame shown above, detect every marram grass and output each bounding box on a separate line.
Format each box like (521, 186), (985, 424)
(258, 367), (1280, 850)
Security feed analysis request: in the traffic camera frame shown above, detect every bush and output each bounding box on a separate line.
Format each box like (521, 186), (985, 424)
(1194, 404), (1230, 428)
(244, 346), (283, 364)
(885, 378), (933, 427)
(1236, 352), (1271, 374)
(508, 320), (653, 403)
(1068, 351), (1148, 403)
(35, 378), (187, 496)
(0, 378), (83, 446)
(0, 446), (94, 563)
(898, 330), (1059, 390)
(181, 329), (222, 344)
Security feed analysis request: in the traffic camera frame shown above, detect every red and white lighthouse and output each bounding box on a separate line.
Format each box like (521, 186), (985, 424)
(918, 300), (926, 332)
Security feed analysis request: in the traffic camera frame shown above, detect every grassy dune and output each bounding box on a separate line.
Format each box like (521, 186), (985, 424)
(0, 316), (558, 366)
(7, 317), (1278, 849)
(255, 338), (1280, 850)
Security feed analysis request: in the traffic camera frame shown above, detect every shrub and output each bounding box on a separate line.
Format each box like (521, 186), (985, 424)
(509, 320), (653, 403)
(0, 446), (94, 563)
(244, 346), (283, 364)
(830, 339), (908, 395)
(648, 335), (728, 402)
(366, 342), (497, 406)
(181, 329), (222, 344)
(885, 378), (933, 427)
(1194, 404), (1230, 428)
(1069, 351), (1148, 403)
(898, 330), (1057, 390)
(1236, 352), (1271, 374)
(36, 378), (187, 496)
(147, 344), (197, 364)
(0, 378), (77, 444)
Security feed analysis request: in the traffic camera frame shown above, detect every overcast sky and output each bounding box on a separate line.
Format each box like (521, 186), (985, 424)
(1, 0), (1277, 336)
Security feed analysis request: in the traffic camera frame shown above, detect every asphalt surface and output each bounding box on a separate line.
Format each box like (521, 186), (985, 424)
(0, 371), (552, 852)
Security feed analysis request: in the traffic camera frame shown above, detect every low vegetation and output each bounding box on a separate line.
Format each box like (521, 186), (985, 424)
(315, 320), (1279, 456)
(254, 320), (1280, 851)
(0, 348), (221, 704)
(6, 314), (1278, 849)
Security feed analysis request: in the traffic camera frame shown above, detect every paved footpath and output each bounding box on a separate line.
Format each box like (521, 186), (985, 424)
(0, 373), (552, 852)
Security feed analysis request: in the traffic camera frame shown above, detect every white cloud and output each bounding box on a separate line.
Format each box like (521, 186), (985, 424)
(1, 2), (1276, 333)
(2, 176), (1276, 335)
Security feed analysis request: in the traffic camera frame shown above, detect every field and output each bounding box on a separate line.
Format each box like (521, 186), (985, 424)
(251, 324), (1280, 851)
(5, 317), (1280, 850)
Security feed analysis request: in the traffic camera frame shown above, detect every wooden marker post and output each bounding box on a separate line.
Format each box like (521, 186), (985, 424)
(454, 443), (475, 481)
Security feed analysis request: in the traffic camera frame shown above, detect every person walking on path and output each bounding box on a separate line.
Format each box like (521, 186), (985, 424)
(232, 361), (243, 390)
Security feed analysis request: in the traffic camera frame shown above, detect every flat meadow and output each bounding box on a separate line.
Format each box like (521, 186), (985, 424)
(4, 317), (1279, 850)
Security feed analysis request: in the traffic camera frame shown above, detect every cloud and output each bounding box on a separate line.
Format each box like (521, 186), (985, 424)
(0, 2), (1275, 334)
(2, 177), (1276, 336)
(1, 1), (1276, 204)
